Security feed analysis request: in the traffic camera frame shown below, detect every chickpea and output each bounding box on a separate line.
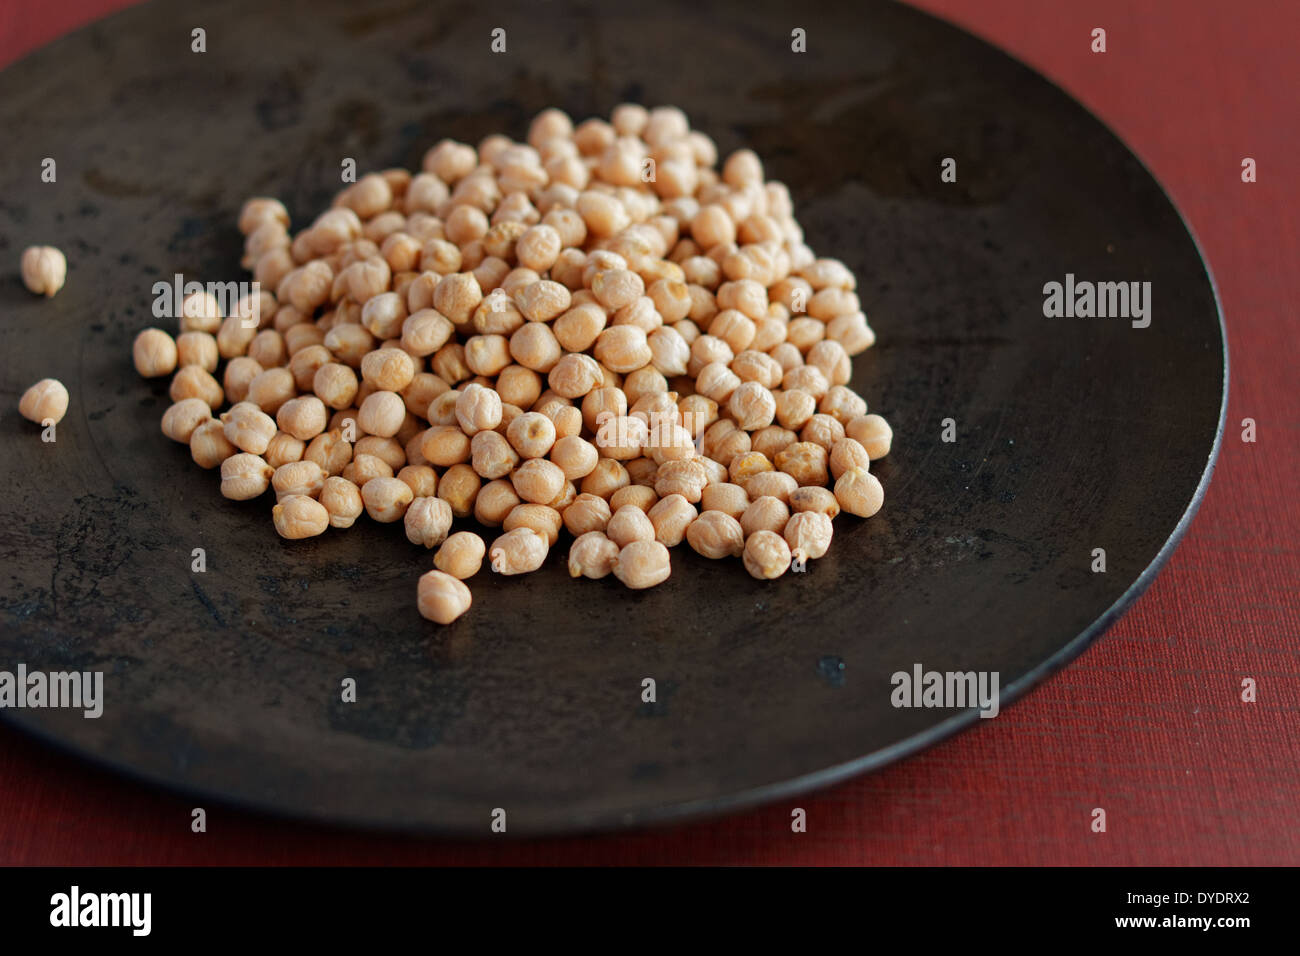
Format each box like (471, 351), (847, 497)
(320, 476), (364, 528)
(489, 527), (549, 575)
(272, 460), (326, 501)
(361, 475), (414, 523)
(511, 457), (566, 504)
(161, 397), (211, 443)
(774, 388), (816, 430)
(686, 510), (745, 559)
(612, 540), (671, 590)
(653, 457), (708, 503)
(568, 531), (620, 579)
(550, 434), (599, 480)
(744, 470), (798, 504)
(305, 428), (353, 476)
(246, 366), (296, 414)
(342, 452), (393, 487)
(775, 440), (830, 486)
(800, 412), (845, 451)
(434, 531), (486, 579)
(789, 485), (841, 519)
(561, 493), (611, 537)
(272, 494), (330, 539)
(313, 363), (359, 410)
(405, 495), (454, 547)
(743, 529), (791, 580)
(433, 272), (483, 324)
(593, 325), (652, 374)
(20, 245), (66, 296)
(470, 429), (518, 479)
(834, 466), (884, 518)
(506, 411), (557, 459)
(647, 494), (696, 547)
(784, 511), (834, 564)
(700, 481), (749, 519)
(455, 382), (503, 434)
(133, 328), (179, 378)
(189, 418), (236, 468)
(220, 401), (277, 454)
(828, 437), (871, 480)
(360, 347), (417, 392)
(474, 478), (522, 526)
(819, 384), (867, 424)
(437, 463), (481, 518)
(741, 495), (790, 538)
(606, 503), (656, 548)
(224, 356), (264, 404)
(503, 503), (563, 546)
(514, 279), (571, 322)
(609, 484), (658, 513)
(417, 569), (473, 625)
(170, 365), (224, 409)
(845, 413), (893, 460)
(276, 395), (329, 441)
(751, 425), (797, 461)
(357, 390), (406, 437)
(220, 453), (274, 500)
(18, 378), (70, 425)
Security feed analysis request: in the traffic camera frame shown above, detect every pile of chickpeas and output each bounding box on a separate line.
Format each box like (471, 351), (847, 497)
(132, 105), (892, 625)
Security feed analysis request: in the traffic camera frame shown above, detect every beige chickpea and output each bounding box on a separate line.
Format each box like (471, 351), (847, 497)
(474, 478), (521, 526)
(220, 401), (276, 454)
(220, 453), (274, 500)
(503, 503), (563, 546)
(176, 331), (219, 372)
(807, 339), (853, 385)
(342, 452), (393, 487)
(272, 494), (330, 539)
(265, 430), (307, 469)
(357, 434), (407, 469)
(470, 429), (519, 479)
(784, 511), (834, 564)
(360, 475), (414, 523)
(489, 527), (549, 575)
(553, 302), (607, 352)
(432, 272), (482, 324)
(700, 481), (749, 519)
(246, 366), (296, 415)
(819, 384), (867, 425)
(161, 397), (211, 443)
(647, 494), (696, 547)
(612, 540), (671, 590)
(511, 457), (566, 505)
(562, 493), (612, 537)
(514, 279), (572, 322)
(463, 334), (512, 377)
(276, 395), (328, 441)
(845, 413), (893, 460)
(223, 357), (264, 404)
(741, 495), (791, 538)
(20, 245), (66, 296)
(751, 425), (798, 461)
(550, 434), (599, 480)
(606, 504), (656, 548)
(455, 382), (503, 434)
(170, 365), (224, 409)
(775, 441), (830, 487)
(323, 323), (376, 367)
(609, 484), (658, 513)
(580, 457), (630, 500)
(800, 413), (846, 451)
(437, 463), (481, 518)
(319, 476), (364, 528)
(828, 437), (872, 480)
(357, 390), (406, 437)
(547, 353), (604, 400)
(834, 467), (884, 518)
(360, 292), (407, 339)
(775, 388), (817, 430)
(494, 365), (542, 409)
(593, 325), (652, 374)
(568, 531), (620, 579)
(505, 411), (557, 458)
(405, 495), (454, 547)
(729, 450), (774, 486)
(743, 529), (791, 580)
(189, 419), (236, 468)
(18, 378), (70, 425)
(686, 510), (745, 559)
(744, 470), (798, 504)
(305, 428), (353, 476)
(789, 485), (841, 519)
(395, 464), (437, 499)
(434, 531), (486, 580)
(133, 328), (179, 378)
(360, 347), (417, 392)
(272, 460), (326, 501)
(421, 424), (471, 467)
(417, 569), (473, 624)
(653, 457), (708, 503)
(312, 363), (359, 410)
(179, 290), (222, 334)
(826, 311), (875, 354)
(728, 381), (776, 431)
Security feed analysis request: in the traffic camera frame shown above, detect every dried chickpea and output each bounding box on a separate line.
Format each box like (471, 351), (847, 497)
(612, 540), (671, 590)
(647, 494), (696, 547)
(550, 434), (599, 480)
(687, 510), (745, 559)
(474, 479), (521, 526)
(223, 356), (263, 404)
(609, 484), (658, 513)
(784, 511), (833, 564)
(562, 493), (612, 536)
(246, 366), (296, 414)
(506, 411), (556, 458)
(606, 504), (656, 548)
(170, 365), (224, 409)
(405, 495), (454, 547)
(417, 569), (472, 624)
(272, 494), (330, 539)
(305, 428), (353, 476)
(653, 457), (708, 503)
(700, 481), (749, 519)
(437, 463), (481, 518)
(272, 460), (326, 501)
(800, 412), (845, 451)
(470, 429), (518, 479)
(222, 401), (277, 454)
(489, 527), (549, 575)
(511, 457), (566, 504)
(845, 413), (893, 460)
(743, 529), (791, 580)
(434, 532), (486, 579)
(18, 378), (70, 425)
(744, 470), (798, 504)
(357, 390), (406, 437)
(789, 485), (841, 519)
(133, 328), (179, 378)
(360, 347), (417, 392)
(276, 395), (328, 441)
(189, 418), (236, 469)
(342, 452), (393, 487)
(455, 382), (503, 434)
(819, 384), (867, 424)
(829, 437), (872, 480)
(775, 441), (830, 487)
(20, 245), (66, 296)
(361, 475), (414, 522)
(320, 476), (364, 528)
(834, 466), (884, 518)
(161, 397), (211, 442)
(220, 453), (273, 500)
(502, 503), (563, 546)
(312, 363), (359, 409)
(741, 495), (790, 538)
(568, 531), (620, 579)
(396, 464), (438, 498)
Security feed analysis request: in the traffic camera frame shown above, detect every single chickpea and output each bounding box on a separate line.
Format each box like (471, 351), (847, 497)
(751, 425), (798, 461)
(357, 390), (406, 437)
(470, 429), (519, 479)
(609, 484), (658, 513)
(417, 569), (473, 625)
(455, 382), (503, 435)
(553, 302), (607, 352)
(800, 412), (846, 451)
(775, 440), (830, 487)
(593, 325), (653, 375)
(700, 481), (749, 519)
(437, 462), (481, 518)
(612, 540), (671, 590)
(224, 357), (264, 404)
(312, 363), (359, 410)
(744, 470), (798, 503)
(580, 457), (630, 500)
(432, 272), (483, 324)
(686, 510), (745, 559)
(20, 245), (67, 296)
(272, 460), (326, 501)
(741, 495), (791, 538)
(789, 485), (841, 519)
(175, 331), (219, 373)
(819, 384), (867, 425)
(568, 531), (620, 579)
(218, 401), (275, 454)
(133, 328), (179, 378)
(606, 504), (656, 548)
(360, 347), (417, 392)
(845, 413), (893, 460)
(743, 529), (791, 580)
(562, 493), (612, 537)
(474, 478), (522, 526)
(246, 366), (297, 415)
(503, 502), (563, 546)
(647, 494), (697, 547)
(189, 418), (236, 469)
(305, 428), (353, 476)
(276, 395), (329, 441)
(511, 457), (567, 505)
(161, 397), (211, 443)
(342, 452), (393, 487)
(653, 457), (708, 503)
(394, 464), (437, 499)
(319, 476), (364, 528)
(434, 531), (486, 579)
(357, 434), (407, 470)
(784, 511), (834, 564)
(775, 388), (817, 430)
(220, 453), (274, 500)
(405, 495), (454, 547)
(272, 494), (330, 539)
(489, 527), (549, 575)
(828, 437), (872, 480)
(728, 381), (777, 431)
(550, 434), (599, 480)
(170, 365), (224, 409)
(506, 411), (557, 459)
(361, 475), (414, 523)
(18, 378), (70, 425)
(834, 467), (884, 518)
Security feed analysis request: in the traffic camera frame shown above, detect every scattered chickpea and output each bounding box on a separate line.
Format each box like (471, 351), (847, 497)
(272, 494), (330, 539)
(686, 510), (745, 559)
(568, 531), (620, 579)
(434, 531), (486, 579)
(607, 503), (657, 548)
(612, 540), (671, 589)
(220, 453), (274, 500)
(845, 413), (893, 460)
(743, 529), (791, 580)
(417, 569), (473, 624)
(20, 246), (67, 297)
(647, 494), (697, 547)
(133, 329), (179, 378)
(362, 476), (414, 522)
(784, 511), (834, 564)
(320, 476), (364, 528)
(18, 378), (70, 425)
(834, 466), (885, 518)
(405, 495), (454, 547)
(161, 398), (211, 443)
(489, 527), (549, 574)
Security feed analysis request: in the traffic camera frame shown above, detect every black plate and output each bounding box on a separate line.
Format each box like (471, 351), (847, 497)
(0, 0), (1225, 834)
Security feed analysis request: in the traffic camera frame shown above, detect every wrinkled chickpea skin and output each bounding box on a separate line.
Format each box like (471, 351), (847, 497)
(126, 104), (893, 624)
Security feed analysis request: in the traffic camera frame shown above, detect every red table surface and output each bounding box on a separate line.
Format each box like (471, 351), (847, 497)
(1, 0), (1296, 866)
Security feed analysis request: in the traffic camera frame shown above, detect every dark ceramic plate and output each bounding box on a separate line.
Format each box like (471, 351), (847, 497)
(0, 0), (1225, 834)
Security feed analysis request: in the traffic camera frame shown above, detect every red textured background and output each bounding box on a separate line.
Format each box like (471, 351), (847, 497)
(1, 0), (1296, 865)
